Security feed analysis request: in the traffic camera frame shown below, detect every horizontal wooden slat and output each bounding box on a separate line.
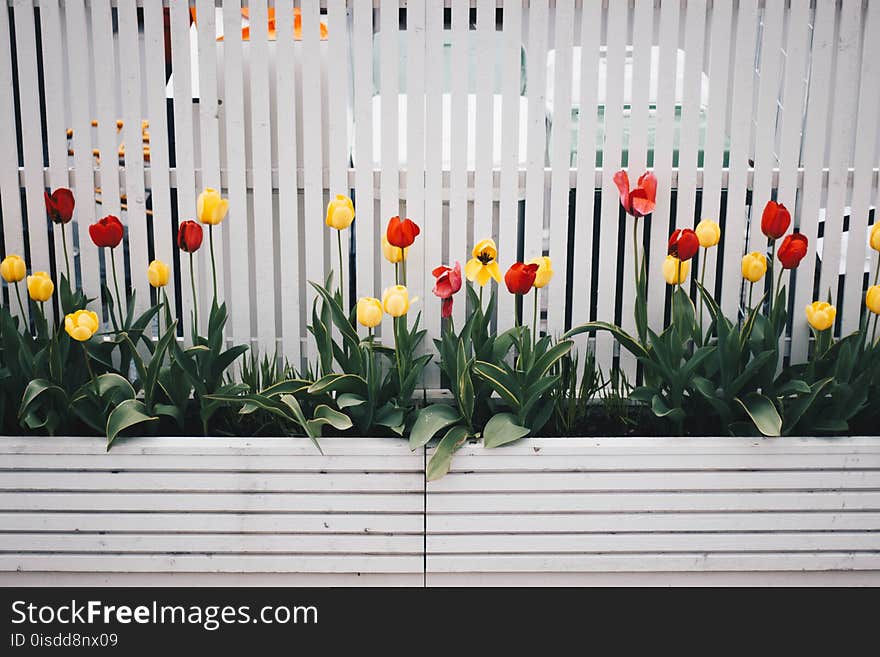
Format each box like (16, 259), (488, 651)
(0, 513), (423, 534)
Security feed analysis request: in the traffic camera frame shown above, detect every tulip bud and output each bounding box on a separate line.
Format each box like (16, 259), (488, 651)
(805, 301), (835, 332)
(356, 297), (383, 328)
(64, 309), (100, 342)
(382, 285), (410, 317)
(695, 219), (721, 248)
(89, 215), (124, 248)
(761, 200), (791, 240)
(177, 220), (204, 253)
(662, 255), (690, 285)
(148, 260), (170, 288)
(386, 216), (420, 249)
(741, 252), (768, 283)
(326, 195), (355, 231)
(27, 271), (54, 302)
(0, 254), (26, 283)
(867, 286), (880, 315)
(777, 233), (808, 270)
(870, 223), (880, 252)
(668, 229), (700, 261)
(197, 188), (229, 226)
(529, 256), (554, 288)
(504, 262), (539, 295)
(382, 235), (408, 263)
(44, 188), (75, 224)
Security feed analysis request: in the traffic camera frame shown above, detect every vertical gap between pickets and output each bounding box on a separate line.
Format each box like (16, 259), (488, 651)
(423, 448), (427, 587)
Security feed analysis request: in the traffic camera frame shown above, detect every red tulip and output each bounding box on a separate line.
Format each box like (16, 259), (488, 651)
(432, 262), (462, 319)
(89, 215), (124, 248)
(761, 200), (791, 240)
(613, 170), (657, 218)
(44, 188), (75, 224)
(777, 233), (808, 269)
(504, 262), (539, 295)
(668, 228), (700, 261)
(177, 220), (204, 253)
(386, 216), (420, 248)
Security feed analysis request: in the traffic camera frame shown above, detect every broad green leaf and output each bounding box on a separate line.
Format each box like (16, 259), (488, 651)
(426, 425), (470, 481)
(472, 361), (520, 409)
(482, 412), (530, 448)
(309, 404), (354, 432)
(563, 322), (648, 359)
(308, 373), (368, 397)
(736, 393), (782, 437)
(336, 393), (366, 409)
(106, 399), (158, 448)
(409, 403), (461, 450)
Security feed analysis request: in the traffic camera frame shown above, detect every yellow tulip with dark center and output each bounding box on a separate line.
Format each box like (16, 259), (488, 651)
(27, 271), (54, 302)
(866, 286), (880, 315)
(147, 260), (170, 288)
(197, 188), (229, 225)
(464, 238), (502, 286)
(356, 297), (383, 328)
(662, 255), (689, 285)
(0, 254), (26, 283)
(382, 285), (410, 317)
(695, 219), (721, 248)
(382, 235), (409, 264)
(326, 195), (355, 231)
(529, 256), (554, 288)
(741, 252), (767, 283)
(64, 310), (100, 342)
(805, 301), (836, 331)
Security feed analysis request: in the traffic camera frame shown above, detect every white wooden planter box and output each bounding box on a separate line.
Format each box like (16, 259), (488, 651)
(0, 437), (425, 586)
(426, 437), (880, 586)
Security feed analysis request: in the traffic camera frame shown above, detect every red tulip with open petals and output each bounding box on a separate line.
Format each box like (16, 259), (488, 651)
(386, 216), (421, 249)
(613, 170), (657, 218)
(432, 261), (462, 319)
(668, 228), (700, 261)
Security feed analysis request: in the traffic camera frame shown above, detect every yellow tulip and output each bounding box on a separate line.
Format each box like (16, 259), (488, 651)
(870, 223), (880, 252)
(382, 285), (410, 317)
(695, 219), (721, 248)
(464, 238), (502, 286)
(805, 301), (836, 331)
(147, 260), (170, 288)
(197, 188), (229, 225)
(529, 256), (554, 288)
(27, 271), (54, 302)
(662, 255), (690, 285)
(357, 297), (383, 328)
(64, 309), (100, 342)
(867, 286), (880, 315)
(0, 254), (26, 283)
(326, 194), (355, 231)
(741, 252), (767, 283)
(382, 235), (409, 263)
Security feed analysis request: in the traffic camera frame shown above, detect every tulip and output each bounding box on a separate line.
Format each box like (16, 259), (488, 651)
(89, 215), (124, 248)
(695, 219), (721, 248)
(64, 309), (100, 342)
(464, 238), (502, 288)
(668, 228), (700, 261)
(148, 260), (170, 288)
(382, 285), (410, 317)
(177, 220), (204, 252)
(741, 252), (767, 283)
(197, 188), (229, 226)
(529, 256), (554, 289)
(27, 271), (54, 302)
(505, 262), (539, 297)
(761, 200), (791, 240)
(613, 170), (657, 218)
(356, 297), (383, 328)
(0, 254), (26, 283)
(871, 223), (880, 252)
(386, 216), (420, 249)
(44, 188), (75, 224)
(432, 262), (462, 320)
(382, 235), (409, 264)
(805, 301), (835, 332)
(866, 286), (880, 315)
(777, 233), (808, 269)
(662, 255), (690, 285)
(325, 195), (355, 230)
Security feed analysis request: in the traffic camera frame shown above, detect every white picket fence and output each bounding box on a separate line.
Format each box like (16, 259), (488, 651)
(1, 0), (879, 383)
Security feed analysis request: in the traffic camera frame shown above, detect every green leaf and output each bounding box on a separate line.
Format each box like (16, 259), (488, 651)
(308, 373), (368, 397)
(106, 399), (158, 448)
(337, 393), (366, 409)
(563, 322), (648, 359)
(482, 412), (530, 448)
(472, 361), (520, 409)
(308, 404), (354, 433)
(409, 403), (461, 450)
(736, 393), (782, 437)
(426, 425), (470, 481)
(94, 373), (136, 405)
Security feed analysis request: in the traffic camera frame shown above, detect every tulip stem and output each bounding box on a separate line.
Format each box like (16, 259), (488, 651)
(699, 247), (708, 339)
(209, 225), (218, 305)
(767, 240), (776, 314)
(532, 288), (538, 347)
(479, 285), (483, 310)
(189, 252), (199, 337)
(748, 282), (754, 313)
(874, 257), (880, 287)
(162, 289), (173, 329)
(109, 248), (124, 328)
(60, 226), (71, 283)
(395, 262), (399, 286)
(13, 282), (26, 321)
(81, 343), (97, 386)
(872, 315), (878, 344)
(632, 216), (641, 293)
(400, 248), (406, 285)
(337, 230), (345, 307)
(774, 268), (785, 310)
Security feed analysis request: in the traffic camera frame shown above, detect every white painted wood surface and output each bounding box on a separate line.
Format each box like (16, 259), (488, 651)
(0, 0), (878, 378)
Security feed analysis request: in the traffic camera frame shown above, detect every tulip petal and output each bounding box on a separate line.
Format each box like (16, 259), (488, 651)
(487, 261), (501, 282)
(464, 258), (482, 282)
(636, 171), (657, 204)
(613, 170), (632, 213)
(630, 189), (656, 217)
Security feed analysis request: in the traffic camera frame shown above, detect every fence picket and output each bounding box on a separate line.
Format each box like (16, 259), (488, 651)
(449, 0), (469, 330)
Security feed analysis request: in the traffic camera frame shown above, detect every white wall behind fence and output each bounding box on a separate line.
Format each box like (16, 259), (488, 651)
(1, 0), (879, 383)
